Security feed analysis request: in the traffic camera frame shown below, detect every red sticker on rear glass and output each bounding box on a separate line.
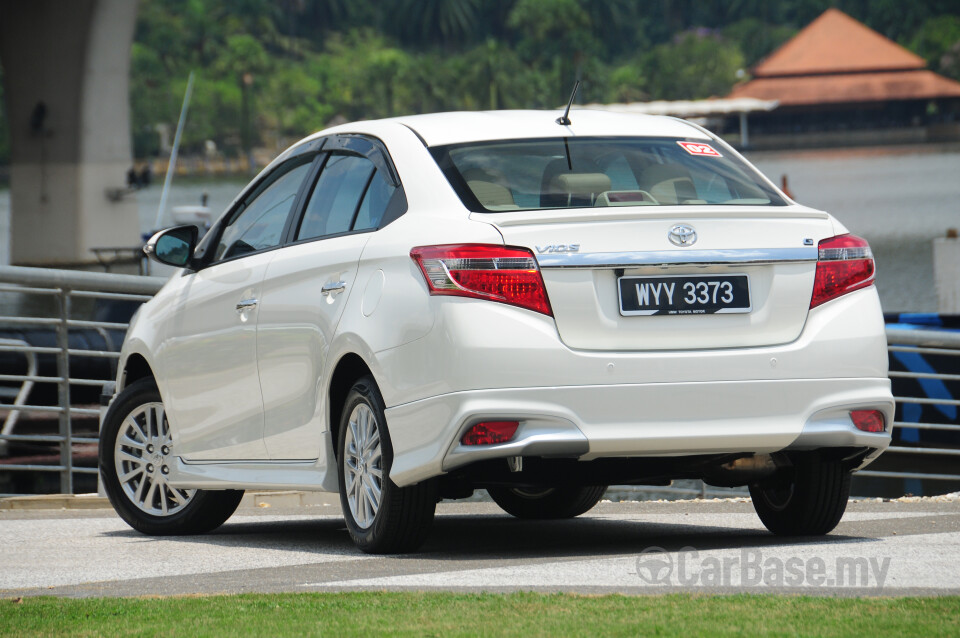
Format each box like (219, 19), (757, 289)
(677, 141), (722, 157)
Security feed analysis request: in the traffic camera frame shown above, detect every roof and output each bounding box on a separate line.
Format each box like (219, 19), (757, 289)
(753, 8), (925, 77)
(582, 98), (779, 118)
(390, 109), (709, 147)
(729, 69), (960, 106)
(728, 8), (960, 107)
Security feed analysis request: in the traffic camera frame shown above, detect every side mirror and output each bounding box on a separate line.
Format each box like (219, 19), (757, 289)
(144, 225), (198, 268)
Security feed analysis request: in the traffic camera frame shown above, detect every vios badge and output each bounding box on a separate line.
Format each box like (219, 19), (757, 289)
(668, 224), (697, 247)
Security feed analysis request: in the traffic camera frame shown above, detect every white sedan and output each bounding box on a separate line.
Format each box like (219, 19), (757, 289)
(99, 110), (893, 553)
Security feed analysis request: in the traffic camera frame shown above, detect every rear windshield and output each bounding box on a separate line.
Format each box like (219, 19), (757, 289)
(430, 137), (785, 212)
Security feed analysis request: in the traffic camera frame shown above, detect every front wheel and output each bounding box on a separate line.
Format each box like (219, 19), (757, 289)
(749, 452), (851, 536)
(98, 378), (243, 535)
(488, 485), (607, 519)
(337, 376), (436, 553)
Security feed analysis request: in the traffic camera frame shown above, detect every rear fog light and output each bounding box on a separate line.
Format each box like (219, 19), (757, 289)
(850, 410), (885, 433)
(461, 421), (520, 445)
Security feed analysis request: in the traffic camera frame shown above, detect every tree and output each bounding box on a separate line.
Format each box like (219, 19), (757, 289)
(724, 18), (797, 67)
(117, 0), (960, 165)
(507, 0), (598, 103)
(456, 39), (553, 109)
(643, 30), (745, 100)
(216, 34), (271, 154)
(318, 30), (414, 120)
(390, 0), (481, 47)
(910, 15), (960, 79)
(602, 61), (648, 103)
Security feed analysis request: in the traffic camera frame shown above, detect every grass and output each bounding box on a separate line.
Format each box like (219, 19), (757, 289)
(1, 592), (958, 637)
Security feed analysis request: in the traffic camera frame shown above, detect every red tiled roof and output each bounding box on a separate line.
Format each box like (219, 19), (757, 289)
(728, 69), (960, 106)
(753, 8), (926, 77)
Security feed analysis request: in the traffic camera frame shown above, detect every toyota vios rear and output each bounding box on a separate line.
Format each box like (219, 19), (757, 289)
(100, 110), (893, 553)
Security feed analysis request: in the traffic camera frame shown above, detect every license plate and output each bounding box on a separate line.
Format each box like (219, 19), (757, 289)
(618, 274), (751, 316)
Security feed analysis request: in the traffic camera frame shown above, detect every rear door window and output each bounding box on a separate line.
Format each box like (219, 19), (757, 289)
(294, 151), (398, 241)
(353, 168), (397, 231)
(297, 155), (374, 240)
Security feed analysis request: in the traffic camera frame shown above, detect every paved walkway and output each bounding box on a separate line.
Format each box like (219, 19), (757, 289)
(1, 495), (958, 597)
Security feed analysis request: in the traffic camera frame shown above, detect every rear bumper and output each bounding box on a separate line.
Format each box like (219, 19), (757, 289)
(384, 376), (893, 486)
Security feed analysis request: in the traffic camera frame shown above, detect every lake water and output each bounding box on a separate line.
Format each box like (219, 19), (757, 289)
(0, 144), (957, 312)
(748, 144), (960, 313)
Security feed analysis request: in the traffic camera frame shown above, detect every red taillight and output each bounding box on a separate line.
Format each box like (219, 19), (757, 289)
(411, 244), (553, 316)
(461, 421), (520, 445)
(810, 234), (875, 308)
(850, 410), (885, 433)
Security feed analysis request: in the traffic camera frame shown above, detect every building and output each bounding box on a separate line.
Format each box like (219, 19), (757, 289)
(726, 8), (960, 148)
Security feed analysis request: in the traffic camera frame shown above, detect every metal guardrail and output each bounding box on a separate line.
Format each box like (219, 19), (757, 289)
(0, 264), (957, 497)
(0, 266), (166, 494)
(856, 327), (960, 487)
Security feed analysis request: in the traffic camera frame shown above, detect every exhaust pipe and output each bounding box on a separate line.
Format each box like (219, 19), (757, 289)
(702, 454), (781, 487)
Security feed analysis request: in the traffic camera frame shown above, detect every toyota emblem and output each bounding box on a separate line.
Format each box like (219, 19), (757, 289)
(668, 224), (697, 247)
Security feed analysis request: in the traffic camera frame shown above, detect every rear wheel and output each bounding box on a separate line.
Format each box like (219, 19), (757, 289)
(488, 485), (607, 519)
(749, 452), (851, 536)
(337, 376), (436, 553)
(98, 378), (243, 535)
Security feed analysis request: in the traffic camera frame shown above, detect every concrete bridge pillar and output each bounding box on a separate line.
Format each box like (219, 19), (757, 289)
(0, 0), (140, 266)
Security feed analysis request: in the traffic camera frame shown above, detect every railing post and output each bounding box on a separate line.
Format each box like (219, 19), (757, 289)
(56, 288), (72, 494)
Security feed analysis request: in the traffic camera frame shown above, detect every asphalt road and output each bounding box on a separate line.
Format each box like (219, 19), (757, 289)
(2, 496), (958, 598)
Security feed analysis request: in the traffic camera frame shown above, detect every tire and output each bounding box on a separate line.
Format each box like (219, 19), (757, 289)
(98, 378), (244, 535)
(488, 485), (607, 519)
(337, 375), (437, 554)
(749, 452), (851, 536)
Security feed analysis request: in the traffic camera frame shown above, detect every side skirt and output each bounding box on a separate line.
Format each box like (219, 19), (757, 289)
(167, 458), (336, 492)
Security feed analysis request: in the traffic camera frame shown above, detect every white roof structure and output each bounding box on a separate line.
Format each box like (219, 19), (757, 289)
(581, 98), (779, 148)
(582, 98), (779, 118)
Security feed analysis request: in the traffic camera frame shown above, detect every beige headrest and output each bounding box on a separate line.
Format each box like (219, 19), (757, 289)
(638, 164), (692, 188)
(639, 165), (696, 205)
(467, 180), (517, 209)
(549, 173), (612, 196)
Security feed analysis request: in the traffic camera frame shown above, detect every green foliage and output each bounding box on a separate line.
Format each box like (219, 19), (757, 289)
(910, 15), (960, 80)
(391, 0), (480, 46)
(724, 18), (798, 67)
(507, 0), (598, 102)
(603, 62), (649, 103)
(120, 0), (960, 161)
(643, 31), (746, 101)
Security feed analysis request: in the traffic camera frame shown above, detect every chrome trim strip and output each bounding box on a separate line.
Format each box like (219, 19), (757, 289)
(536, 247), (818, 269)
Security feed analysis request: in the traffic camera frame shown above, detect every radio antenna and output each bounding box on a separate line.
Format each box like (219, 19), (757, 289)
(556, 80), (580, 126)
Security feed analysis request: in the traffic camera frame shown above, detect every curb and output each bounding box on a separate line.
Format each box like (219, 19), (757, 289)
(0, 494), (110, 510)
(0, 491), (343, 511)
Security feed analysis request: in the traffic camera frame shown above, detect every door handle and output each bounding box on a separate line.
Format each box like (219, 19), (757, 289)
(321, 281), (347, 297)
(235, 298), (258, 313)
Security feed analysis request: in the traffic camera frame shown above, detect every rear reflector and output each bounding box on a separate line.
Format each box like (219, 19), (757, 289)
(810, 234), (875, 308)
(461, 421), (519, 446)
(411, 244), (553, 316)
(850, 410), (885, 433)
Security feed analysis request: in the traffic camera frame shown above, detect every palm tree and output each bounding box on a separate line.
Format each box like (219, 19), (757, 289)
(392, 0), (480, 46)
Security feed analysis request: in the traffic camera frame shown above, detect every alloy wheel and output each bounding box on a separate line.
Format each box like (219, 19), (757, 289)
(343, 403), (383, 529)
(113, 402), (195, 516)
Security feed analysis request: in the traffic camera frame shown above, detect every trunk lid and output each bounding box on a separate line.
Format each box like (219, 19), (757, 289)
(474, 206), (833, 351)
